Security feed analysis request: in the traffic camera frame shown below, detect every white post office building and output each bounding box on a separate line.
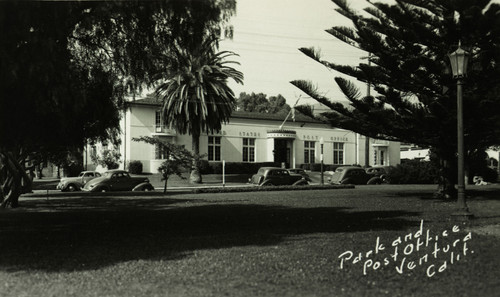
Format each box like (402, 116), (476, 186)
(116, 96), (400, 173)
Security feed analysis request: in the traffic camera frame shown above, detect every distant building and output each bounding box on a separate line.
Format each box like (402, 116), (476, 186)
(400, 143), (431, 161)
(88, 95), (401, 173)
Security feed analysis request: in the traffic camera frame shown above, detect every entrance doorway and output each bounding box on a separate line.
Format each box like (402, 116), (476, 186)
(273, 139), (291, 168)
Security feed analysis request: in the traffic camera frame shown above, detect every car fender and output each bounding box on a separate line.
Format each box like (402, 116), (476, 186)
(340, 178), (352, 185)
(64, 183), (81, 192)
(260, 179), (275, 186)
(292, 179), (308, 186)
(367, 176), (382, 185)
(132, 182), (155, 191)
(91, 185), (110, 192)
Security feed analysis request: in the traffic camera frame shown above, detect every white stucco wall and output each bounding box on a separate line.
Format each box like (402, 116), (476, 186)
(118, 103), (401, 173)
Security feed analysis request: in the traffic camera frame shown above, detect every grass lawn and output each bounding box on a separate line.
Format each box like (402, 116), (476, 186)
(1, 184), (499, 297)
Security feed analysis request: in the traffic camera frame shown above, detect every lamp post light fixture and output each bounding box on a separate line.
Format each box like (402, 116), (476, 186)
(320, 137), (324, 185)
(448, 41), (473, 218)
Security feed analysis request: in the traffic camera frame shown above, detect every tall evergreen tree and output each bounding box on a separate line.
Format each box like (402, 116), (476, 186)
(292, 0), (500, 197)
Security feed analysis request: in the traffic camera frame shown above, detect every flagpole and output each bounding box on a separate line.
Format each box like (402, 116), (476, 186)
(279, 95), (301, 130)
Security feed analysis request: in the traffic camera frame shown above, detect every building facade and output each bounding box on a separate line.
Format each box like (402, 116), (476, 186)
(114, 96), (400, 173)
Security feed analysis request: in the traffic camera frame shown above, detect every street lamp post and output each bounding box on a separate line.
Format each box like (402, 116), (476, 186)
(320, 137), (324, 185)
(448, 41), (472, 218)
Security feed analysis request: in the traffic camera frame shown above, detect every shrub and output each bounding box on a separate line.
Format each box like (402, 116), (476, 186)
(64, 163), (84, 177)
(310, 163), (322, 171)
(128, 160), (143, 174)
(299, 163), (346, 172)
(387, 160), (438, 184)
(299, 164), (310, 170)
(91, 148), (121, 170)
(202, 162), (280, 174)
(198, 159), (212, 174)
(476, 167), (498, 183)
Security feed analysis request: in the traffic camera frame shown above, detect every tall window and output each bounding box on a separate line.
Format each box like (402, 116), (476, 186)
(208, 136), (221, 161)
(155, 110), (162, 132)
(304, 141), (315, 164)
(333, 142), (344, 165)
(155, 144), (166, 160)
(243, 138), (255, 162)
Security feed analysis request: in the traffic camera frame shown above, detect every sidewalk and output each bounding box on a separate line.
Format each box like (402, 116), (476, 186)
(30, 172), (328, 192)
(30, 173), (254, 193)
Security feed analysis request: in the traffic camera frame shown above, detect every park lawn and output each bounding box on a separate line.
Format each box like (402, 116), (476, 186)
(0, 185), (499, 297)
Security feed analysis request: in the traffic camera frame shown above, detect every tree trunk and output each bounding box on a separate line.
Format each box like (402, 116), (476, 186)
(163, 177), (168, 193)
(190, 133), (202, 184)
(0, 151), (32, 208)
(434, 156), (456, 199)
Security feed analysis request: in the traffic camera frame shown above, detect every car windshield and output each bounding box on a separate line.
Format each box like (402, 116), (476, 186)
(103, 172), (114, 178)
(257, 169), (266, 175)
(78, 172), (85, 177)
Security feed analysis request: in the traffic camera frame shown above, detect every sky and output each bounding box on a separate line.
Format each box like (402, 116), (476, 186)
(219, 0), (375, 107)
(220, 0), (500, 107)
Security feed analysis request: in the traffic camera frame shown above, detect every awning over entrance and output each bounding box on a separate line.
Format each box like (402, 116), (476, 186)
(267, 129), (296, 139)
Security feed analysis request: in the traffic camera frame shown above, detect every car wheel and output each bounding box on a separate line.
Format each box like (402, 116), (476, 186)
(367, 177), (382, 185)
(340, 178), (352, 185)
(67, 184), (77, 192)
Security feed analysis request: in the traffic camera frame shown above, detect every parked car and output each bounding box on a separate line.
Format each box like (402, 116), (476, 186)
(56, 171), (102, 192)
(365, 166), (391, 183)
(330, 166), (383, 185)
(287, 168), (312, 182)
(82, 169), (154, 192)
(249, 167), (309, 186)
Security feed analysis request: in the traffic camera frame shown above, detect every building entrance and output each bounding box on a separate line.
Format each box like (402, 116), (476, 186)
(273, 139), (291, 168)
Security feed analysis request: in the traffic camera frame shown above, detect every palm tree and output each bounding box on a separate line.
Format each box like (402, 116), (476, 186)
(155, 37), (243, 183)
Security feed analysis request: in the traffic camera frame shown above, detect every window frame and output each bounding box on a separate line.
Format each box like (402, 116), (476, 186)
(304, 141), (316, 164)
(208, 136), (221, 161)
(333, 142), (345, 165)
(242, 138), (256, 162)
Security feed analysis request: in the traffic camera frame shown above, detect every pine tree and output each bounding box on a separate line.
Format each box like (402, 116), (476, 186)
(292, 0), (500, 197)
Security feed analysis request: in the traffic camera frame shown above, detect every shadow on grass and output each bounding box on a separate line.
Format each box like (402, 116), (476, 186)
(391, 184), (500, 202)
(0, 197), (419, 272)
(467, 186), (500, 201)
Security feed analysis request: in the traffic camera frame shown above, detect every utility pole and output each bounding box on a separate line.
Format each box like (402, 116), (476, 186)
(360, 53), (372, 167)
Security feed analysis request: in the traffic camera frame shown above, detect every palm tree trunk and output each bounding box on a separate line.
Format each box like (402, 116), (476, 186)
(190, 133), (202, 184)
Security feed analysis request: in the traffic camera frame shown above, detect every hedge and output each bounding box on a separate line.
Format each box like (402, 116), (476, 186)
(298, 163), (359, 172)
(128, 160), (143, 174)
(199, 161), (282, 174)
(386, 160), (438, 184)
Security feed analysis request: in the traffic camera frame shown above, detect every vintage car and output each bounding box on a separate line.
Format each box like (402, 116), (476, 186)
(365, 166), (391, 183)
(287, 168), (312, 182)
(330, 166), (383, 185)
(249, 167), (309, 186)
(82, 169), (154, 192)
(56, 171), (102, 192)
